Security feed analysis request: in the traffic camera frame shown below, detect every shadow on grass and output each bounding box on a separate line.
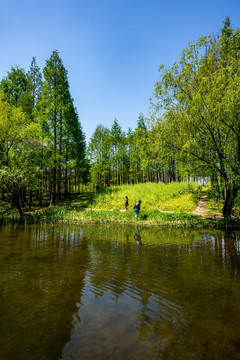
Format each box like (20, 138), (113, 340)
(68, 187), (120, 208)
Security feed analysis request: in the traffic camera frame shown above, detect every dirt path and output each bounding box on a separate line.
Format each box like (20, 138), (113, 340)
(191, 195), (223, 219)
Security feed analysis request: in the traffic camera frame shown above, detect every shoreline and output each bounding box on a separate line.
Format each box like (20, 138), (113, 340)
(0, 206), (239, 230)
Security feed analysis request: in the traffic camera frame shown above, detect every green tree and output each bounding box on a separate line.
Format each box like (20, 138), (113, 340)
(38, 50), (73, 204)
(110, 119), (124, 185)
(27, 57), (43, 115)
(0, 95), (43, 215)
(88, 125), (111, 186)
(0, 66), (28, 107)
(150, 18), (240, 217)
(64, 101), (89, 193)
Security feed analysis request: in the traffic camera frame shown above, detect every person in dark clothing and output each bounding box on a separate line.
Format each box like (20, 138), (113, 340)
(124, 196), (129, 210)
(96, 184), (99, 191)
(134, 228), (142, 244)
(134, 200), (141, 219)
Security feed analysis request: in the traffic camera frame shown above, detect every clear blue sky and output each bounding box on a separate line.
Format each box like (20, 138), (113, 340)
(1, 0), (239, 142)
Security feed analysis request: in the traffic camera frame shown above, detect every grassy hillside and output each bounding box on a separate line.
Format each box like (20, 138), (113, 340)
(83, 182), (201, 212)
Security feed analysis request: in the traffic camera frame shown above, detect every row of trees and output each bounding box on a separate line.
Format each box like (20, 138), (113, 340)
(88, 115), (180, 187)
(88, 18), (240, 217)
(0, 51), (88, 214)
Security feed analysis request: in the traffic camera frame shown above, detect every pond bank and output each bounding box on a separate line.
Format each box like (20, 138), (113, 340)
(1, 206), (239, 229)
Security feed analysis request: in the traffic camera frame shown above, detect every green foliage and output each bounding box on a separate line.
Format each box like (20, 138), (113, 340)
(88, 125), (111, 186)
(0, 94), (43, 174)
(0, 66), (28, 107)
(206, 198), (224, 215)
(0, 52), (88, 214)
(36, 50), (88, 204)
(150, 17), (240, 218)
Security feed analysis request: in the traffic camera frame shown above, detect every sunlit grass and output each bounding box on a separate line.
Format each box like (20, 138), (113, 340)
(87, 182), (201, 212)
(205, 198), (224, 214)
(161, 193), (199, 212)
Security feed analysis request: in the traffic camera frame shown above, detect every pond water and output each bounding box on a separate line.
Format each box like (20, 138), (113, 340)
(0, 222), (240, 360)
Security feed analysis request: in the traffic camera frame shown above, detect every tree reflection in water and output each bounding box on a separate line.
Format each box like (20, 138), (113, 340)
(0, 223), (240, 360)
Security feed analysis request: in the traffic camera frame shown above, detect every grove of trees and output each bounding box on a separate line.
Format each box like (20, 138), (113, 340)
(0, 51), (88, 214)
(88, 18), (240, 218)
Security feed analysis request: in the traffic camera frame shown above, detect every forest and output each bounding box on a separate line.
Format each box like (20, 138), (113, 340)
(0, 18), (239, 218)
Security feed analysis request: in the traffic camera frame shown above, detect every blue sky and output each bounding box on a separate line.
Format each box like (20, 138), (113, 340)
(1, 0), (239, 142)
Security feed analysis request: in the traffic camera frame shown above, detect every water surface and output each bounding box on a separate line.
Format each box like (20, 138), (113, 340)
(0, 223), (240, 359)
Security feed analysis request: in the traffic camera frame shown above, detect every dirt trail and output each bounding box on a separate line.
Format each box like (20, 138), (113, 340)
(191, 195), (223, 219)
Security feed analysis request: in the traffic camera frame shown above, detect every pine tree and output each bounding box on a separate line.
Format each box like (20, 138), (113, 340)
(38, 50), (87, 204)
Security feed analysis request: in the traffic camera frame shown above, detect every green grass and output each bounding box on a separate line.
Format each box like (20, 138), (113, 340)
(205, 198), (224, 215)
(4, 206), (238, 229)
(14, 206), (202, 227)
(83, 182), (201, 212)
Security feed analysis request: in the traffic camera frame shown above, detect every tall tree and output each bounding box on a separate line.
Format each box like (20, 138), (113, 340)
(150, 17), (240, 217)
(39, 50), (71, 204)
(38, 50), (87, 203)
(64, 102), (89, 192)
(27, 57), (43, 115)
(110, 119), (123, 185)
(88, 125), (111, 186)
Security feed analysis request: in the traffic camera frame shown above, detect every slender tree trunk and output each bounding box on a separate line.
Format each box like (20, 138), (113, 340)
(28, 190), (32, 210)
(37, 190), (42, 206)
(12, 185), (23, 216)
(20, 189), (25, 208)
(57, 169), (61, 203)
(223, 186), (239, 218)
(50, 170), (56, 206)
(65, 168), (68, 196)
(58, 111), (63, 203)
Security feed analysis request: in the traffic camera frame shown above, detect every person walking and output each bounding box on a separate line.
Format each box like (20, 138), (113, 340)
(124, 196), (129, 210)
(134, 200), (141, 219)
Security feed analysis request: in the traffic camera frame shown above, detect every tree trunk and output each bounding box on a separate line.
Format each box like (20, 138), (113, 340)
(37, 190), (42, 206)
(222, 186), (239, 219)
(50, 171), (56, 206)
(28, 190), (32, 210)
(12, 185), (23, 216)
